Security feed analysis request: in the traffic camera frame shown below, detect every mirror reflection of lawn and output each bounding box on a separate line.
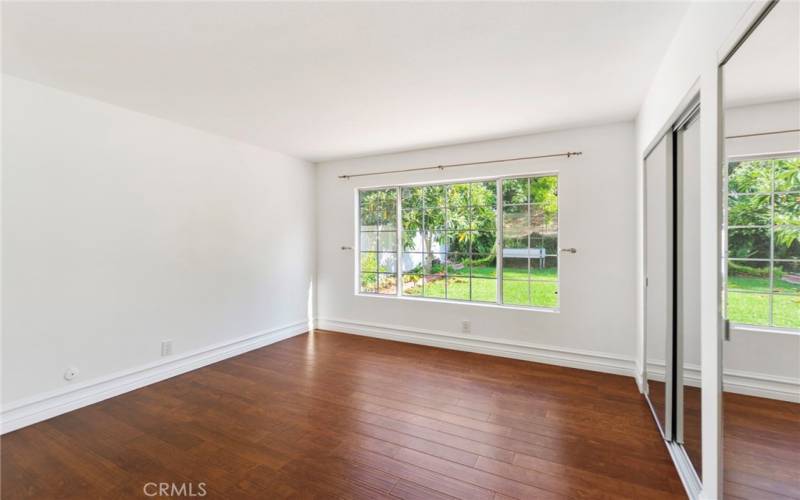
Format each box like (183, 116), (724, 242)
(728, 275), (800, 328)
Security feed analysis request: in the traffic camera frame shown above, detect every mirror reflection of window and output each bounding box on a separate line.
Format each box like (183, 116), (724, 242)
(727, 157), (800, 328)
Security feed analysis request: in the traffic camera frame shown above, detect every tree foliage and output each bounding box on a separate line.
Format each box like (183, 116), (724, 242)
(360, 177), (559, 275)
(728, 158), (799, 261)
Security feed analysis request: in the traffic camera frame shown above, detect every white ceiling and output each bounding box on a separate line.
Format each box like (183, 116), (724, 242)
(2, 2), (689, 162)
(724, 0), (800, 108)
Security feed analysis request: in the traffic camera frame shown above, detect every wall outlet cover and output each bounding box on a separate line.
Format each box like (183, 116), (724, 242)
(161, 340), (173, 357)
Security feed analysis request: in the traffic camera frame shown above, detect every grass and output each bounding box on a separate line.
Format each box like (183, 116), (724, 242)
(390, 263), (799, 327)
(402, 265), (558, 308)
(728, 275), (800, 328)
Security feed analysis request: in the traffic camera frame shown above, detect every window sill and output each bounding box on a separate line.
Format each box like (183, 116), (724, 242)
(731, 323), (800, 337)
(355, 292), (560, 314)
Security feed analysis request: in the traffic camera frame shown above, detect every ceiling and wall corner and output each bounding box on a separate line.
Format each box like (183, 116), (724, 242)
(2, 1), (689, 162)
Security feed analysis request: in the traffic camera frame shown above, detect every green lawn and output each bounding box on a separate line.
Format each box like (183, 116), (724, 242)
(399, 264), (798, 326)
(728, 275), (800, 328)
(403, 265), (558, 308)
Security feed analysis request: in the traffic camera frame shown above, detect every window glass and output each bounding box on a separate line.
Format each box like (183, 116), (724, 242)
(726, 157), (800, 328)
(501, 176), (559, 307)
(358, 188), (397, 294)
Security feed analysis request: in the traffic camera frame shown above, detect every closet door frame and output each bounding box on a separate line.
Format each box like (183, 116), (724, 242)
(674, 103), (700, 446)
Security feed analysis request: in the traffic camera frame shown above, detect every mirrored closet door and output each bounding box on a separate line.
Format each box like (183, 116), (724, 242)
(645, 133), (673, 438)
(643, 97), (703, 491)
(721, 0), (799, 497)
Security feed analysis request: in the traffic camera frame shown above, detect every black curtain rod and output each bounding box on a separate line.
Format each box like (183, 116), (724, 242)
(338, 151), (582, 180)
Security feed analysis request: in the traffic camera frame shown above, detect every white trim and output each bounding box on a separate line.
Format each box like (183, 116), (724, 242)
(722, 368), (800, 403)
(667, 441), (703, 500)
(727, 149), (800, 162)
(0, 320), (309, 434)
(731, 323), (800, 337)
(354, 292), (560, 314)
(635, 370), (648, 395)
(317, 318), (636, 378)
(717, 1), (774, 65)
(646, 361), (799, 403)
(356, 172), (561, 312)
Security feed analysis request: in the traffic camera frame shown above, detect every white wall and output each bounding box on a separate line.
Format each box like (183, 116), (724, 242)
(316, 122), (638, 369)
(726, 99), (800, 156)
(1, 76), (315, 408)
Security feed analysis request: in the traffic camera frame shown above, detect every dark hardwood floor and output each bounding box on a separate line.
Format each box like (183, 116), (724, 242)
(723, 392), (800, 500)
(1, 330), (687, 499)
(648, 378), (800, 499)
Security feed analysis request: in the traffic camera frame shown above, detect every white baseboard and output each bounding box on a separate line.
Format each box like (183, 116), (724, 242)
(0, 320), (309, 434)
(317, 317), (637, 379)
(646, 361), (800, 403)
(635, 371), (649, 395)
(722, 369), (800, 403)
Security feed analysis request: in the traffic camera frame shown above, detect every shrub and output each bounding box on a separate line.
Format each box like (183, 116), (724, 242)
(728, 261), (769, 278)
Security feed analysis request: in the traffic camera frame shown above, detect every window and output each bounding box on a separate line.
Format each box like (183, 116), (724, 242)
(502, 176), (559, 308)
(726, 156), (799, 328)
(358, 174), (559, 309)
(358, 188), (398, 294)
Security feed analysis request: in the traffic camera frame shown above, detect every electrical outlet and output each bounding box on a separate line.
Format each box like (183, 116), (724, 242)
(161, 339), (173, 357)
(64, 366), (79, 381)
(461, 320), (471, 334)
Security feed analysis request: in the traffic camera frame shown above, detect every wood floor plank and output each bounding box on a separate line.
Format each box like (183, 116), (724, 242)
(722, 392), (800, 499)
(2, 330), (691, 499)
(724, 480), (798, 500)
(390, 478), (459, 500)
(391, 447), (563, 500)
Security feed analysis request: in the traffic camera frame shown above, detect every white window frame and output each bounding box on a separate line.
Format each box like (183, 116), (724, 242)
(725, 151), (800, 334)
(355, 172), (560, 312)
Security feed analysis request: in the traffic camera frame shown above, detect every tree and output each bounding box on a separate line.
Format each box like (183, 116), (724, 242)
(401, 182), (498, 274)
(728, 158), (799, 270)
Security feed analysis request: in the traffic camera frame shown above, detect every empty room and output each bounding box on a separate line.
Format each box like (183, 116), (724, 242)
(1, 1), (798, 499)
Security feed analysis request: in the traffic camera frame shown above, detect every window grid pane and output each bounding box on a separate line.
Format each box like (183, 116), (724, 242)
(360, 174), (558, 309)
(726, 157), (800, 329)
